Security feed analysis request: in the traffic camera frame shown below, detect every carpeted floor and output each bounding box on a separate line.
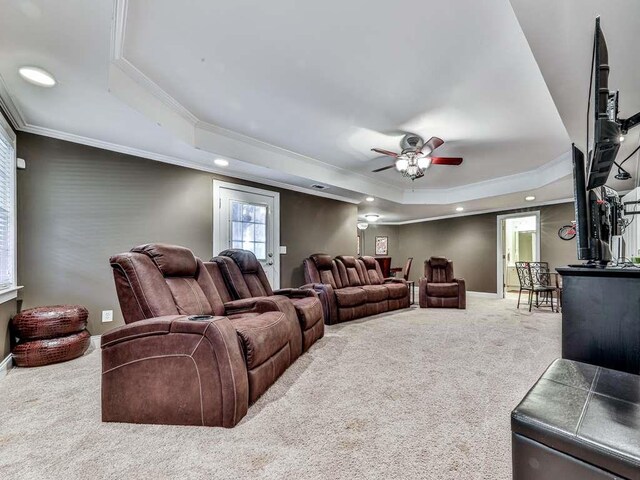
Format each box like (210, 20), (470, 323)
(0, 296), (560, 480)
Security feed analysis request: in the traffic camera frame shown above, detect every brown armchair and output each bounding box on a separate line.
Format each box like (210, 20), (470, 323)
(419, 256), (466, 309)
(104, 243), (302, 428)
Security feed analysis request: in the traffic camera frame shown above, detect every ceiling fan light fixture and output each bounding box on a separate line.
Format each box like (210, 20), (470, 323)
(357, 222), (369, 230)
(364, 214), (380, 222)
(395, 158), (409, 172)
(417, 157), (431, 169)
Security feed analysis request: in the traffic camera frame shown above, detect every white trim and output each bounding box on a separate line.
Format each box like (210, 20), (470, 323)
(496, 211), (541, 299)
(213, 180), (281, 289)
(402, 151), (573, 205)
(467, 291), (500, 298)
(0, 286), (22, 305)
(0, 74), (26, 130)
(0, 1), (579, 212)
(18, 124), (360, 205)
(379, 198), (573, 225)
(0, 112), (17, 303)
(0, 354), (13, 379)
(104, 2), (574, 206)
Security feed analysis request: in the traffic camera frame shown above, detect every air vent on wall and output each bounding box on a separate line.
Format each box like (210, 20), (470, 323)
(310, 184), (330, 190)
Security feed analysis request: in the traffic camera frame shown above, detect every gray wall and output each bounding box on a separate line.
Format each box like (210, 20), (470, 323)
(399, 202), (578, 292)
(361, 224), (400, 260)
(16, 133), (357, 336)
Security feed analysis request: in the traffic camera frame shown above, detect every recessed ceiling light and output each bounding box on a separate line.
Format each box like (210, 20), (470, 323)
(364, 214), (380, 222)
(455, 206), (464, 212)
(525, 195), (536, 201)
(18, 66), (56, 87)
(214, 158), (229, 167)
(365, 196), (375, 202)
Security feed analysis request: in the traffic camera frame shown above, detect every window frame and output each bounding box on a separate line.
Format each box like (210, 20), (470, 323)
(0, 112), (19, 304)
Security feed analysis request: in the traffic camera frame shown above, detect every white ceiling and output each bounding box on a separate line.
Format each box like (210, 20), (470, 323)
(510, 0), (640, 194)
(0, 0), (636, 223)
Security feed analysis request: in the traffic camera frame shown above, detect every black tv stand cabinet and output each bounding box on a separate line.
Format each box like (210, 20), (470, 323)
(557, 266), (640, 375)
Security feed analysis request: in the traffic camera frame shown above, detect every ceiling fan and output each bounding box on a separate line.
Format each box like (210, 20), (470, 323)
(371, 134), (463, 180)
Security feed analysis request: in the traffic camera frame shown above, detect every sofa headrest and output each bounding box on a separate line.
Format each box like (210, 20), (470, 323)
(337, 255), (357, 268)
(429, 256), (449, 268)
(219, 249), (261, 273)
(310, 253), (334, 270)
(359, 256), (377, 269)
(131, 243), (198, 277)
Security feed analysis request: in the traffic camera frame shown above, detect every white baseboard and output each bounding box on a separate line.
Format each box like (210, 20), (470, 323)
(468, 291), (500, 299)
(0, 353), (13, 379)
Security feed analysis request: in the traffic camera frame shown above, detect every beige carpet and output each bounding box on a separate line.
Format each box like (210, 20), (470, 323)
(0, 296), (560, 480)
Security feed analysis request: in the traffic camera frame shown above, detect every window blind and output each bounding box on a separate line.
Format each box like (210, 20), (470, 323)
(0, 131), (15, 290)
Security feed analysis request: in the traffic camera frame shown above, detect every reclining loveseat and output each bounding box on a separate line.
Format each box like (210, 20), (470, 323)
(303, 254), (410, 324)
(103, 243), (314, 428)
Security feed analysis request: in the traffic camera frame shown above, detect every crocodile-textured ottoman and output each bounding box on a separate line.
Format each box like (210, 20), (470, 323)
(11, 305), (90, 367)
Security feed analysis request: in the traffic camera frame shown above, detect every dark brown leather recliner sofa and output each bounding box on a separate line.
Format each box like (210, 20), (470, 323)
(211, 249), (324, 353)
(419, 256), (466, 309)
(103, 243), (311, 428)
(303, 254), (410, 324)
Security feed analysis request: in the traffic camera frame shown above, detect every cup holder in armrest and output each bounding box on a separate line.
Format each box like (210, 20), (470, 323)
(187, 315), (215, 321)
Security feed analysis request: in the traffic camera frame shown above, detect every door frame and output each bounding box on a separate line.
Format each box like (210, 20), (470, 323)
(496, 211), (540, 299)
(213, 180), (281, 289)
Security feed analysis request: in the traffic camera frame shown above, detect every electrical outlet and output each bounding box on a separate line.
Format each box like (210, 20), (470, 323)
(279, 246), (287, 254)
(102, 310), (113, 323)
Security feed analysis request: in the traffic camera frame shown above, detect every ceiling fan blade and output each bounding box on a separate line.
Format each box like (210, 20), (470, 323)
(430, 157), (463, 166)
(371, 148), (399, 158)
(423, 136), (444, 153)
(372, 164), (396, 173)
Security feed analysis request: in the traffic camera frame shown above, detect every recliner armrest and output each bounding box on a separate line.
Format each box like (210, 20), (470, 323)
(101, 315), (249, 427)
(224, 295), (296, 316)
(273, 287), (318, 299)
(454, 277), (466, 309)
(300, 283), (338, 325)
(383, 278), (406, 284)
(101, 315), (185, 348)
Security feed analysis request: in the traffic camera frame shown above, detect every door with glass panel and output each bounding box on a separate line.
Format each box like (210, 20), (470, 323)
(214, 182), (279, 288)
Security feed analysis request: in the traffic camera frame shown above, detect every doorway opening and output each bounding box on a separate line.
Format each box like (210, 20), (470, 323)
(497, 212), (540, 299)
(213, 181), (280, 289)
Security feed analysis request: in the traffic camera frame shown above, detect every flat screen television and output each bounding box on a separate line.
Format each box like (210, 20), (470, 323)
(573, 144), (612, 264)
(571, 17), (640, 265)
(586, 17), (622, 190)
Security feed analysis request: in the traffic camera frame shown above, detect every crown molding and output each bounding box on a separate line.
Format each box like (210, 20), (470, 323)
(19, 123), (360, 204)
(0, 0), (579, 214)
(108, 0), (573, 206)
(401, 150), (572, 204)
(378, 197), (574, 225)
(0, 74), (26, 130)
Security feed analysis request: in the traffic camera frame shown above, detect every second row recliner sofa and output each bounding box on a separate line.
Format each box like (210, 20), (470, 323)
(303, 254), (410, 324)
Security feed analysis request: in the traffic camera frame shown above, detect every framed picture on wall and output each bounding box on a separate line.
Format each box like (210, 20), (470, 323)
(375, 236), (388, 255)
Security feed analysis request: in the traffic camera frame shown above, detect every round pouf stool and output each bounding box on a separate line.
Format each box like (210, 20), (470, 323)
(11, 305), (90, 367)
